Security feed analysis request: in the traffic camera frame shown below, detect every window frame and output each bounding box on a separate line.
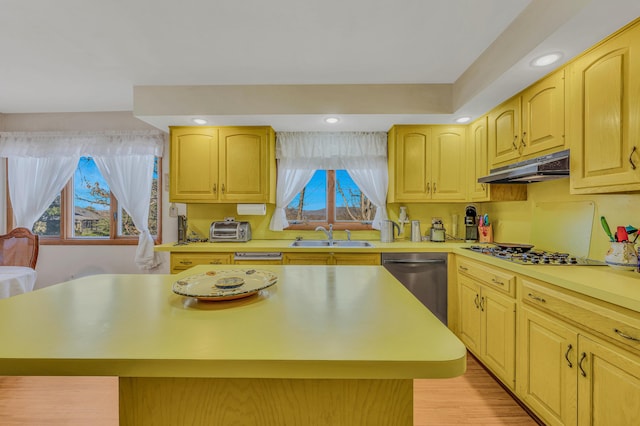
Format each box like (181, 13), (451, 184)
(5, 158), (162, 245)
(285, 170), (374, 231)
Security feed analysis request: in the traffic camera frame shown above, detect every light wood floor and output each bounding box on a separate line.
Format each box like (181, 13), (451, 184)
(0, 353), (537, 425)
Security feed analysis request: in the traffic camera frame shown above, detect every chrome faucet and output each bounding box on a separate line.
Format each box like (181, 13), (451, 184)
(345, 229), (351, 241)
(315, 224), (333, 243)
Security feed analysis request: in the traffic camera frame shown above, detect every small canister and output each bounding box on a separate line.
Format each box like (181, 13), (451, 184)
(411, 220), (422, 242)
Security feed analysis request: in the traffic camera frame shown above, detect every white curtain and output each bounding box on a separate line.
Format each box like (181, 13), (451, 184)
(7, 156), (79, 229)
(0, 130), (165, 270)
(93, 155), (159, 270)
(269, 132), (388, 231)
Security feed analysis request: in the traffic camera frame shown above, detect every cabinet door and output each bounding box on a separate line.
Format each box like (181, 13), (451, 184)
(469, 116), (489, 201)
(569, 22), (640, 193)
(431, 126), (467, 201)
(577, 335), (640, 426)
(458, 276), (482, 355)
(388, 126), (431, 202)
(488, 96), (521, 167)
(170, 253), (233, 273)
(518, 307), (578, 426)
(218, 127), (274, 203)
(482, 287), (517, 388)
(521, 69), (566, 158)
(169, 127), (219, 202)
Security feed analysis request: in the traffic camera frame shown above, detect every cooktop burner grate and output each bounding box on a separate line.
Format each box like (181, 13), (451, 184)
(464, 245), (607, 266)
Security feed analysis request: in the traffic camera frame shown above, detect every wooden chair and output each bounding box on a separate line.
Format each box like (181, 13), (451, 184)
(0, 227), (39, 269)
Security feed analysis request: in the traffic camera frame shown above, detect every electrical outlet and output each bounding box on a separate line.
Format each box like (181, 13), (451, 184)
(169, 203), (178, 217)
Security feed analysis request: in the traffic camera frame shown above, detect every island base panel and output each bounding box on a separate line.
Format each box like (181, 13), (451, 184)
(119, 377), (413, 425)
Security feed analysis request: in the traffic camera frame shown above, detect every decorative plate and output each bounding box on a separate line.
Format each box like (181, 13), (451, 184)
(172, 269), (278, 301)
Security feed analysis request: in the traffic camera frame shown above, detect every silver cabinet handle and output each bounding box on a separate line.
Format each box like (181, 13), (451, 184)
(459, 265), (469, 271)
(474, 294), (480, 309)
(491, 278), (505, 286)
(213, 183), (217, 194)
(528, 293), (546, 303)
(426, 182), (431, 194)
(512, 135), (518, 150)
(433, 182), (437, 193)
(578, 352), (587, 377)
(521, 132), (527, 147)
(565, 344), (573, 368)
(614, 328), (640, 342)
(179, 260), (193, 265)
(480, 296), (485, 312)
(221, 183), (226, 193)
(629, 146), (637, 170)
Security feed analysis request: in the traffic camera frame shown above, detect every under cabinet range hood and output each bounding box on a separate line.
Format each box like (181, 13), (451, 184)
(478, 149), (570, 184)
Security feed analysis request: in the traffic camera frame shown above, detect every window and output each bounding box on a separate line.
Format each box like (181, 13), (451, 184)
(12, 157), (161, 244)
(285, 170), (376, 230)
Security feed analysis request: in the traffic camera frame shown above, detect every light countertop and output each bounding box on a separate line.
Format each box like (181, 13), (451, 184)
(156, 239), (640, 313)
(0, 265), (467, 380)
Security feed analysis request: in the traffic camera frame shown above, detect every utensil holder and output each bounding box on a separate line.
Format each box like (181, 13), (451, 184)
(605, 241), (637, 271)
(478, 224), (493, 243)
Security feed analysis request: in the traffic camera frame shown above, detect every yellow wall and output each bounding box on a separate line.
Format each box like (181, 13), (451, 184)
(486, 179), (640, 260)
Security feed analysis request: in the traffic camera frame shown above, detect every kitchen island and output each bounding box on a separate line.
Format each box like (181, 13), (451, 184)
(0, 265), (466, 426)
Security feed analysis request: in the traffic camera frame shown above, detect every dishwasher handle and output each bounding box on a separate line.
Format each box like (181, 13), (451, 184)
(382, 259), (445, 265)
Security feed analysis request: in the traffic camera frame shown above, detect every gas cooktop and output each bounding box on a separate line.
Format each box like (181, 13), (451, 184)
(464, 244), (607, 266)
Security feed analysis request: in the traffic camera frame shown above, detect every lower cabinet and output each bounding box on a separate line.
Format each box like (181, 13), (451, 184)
(517, 277), (640, 426)
(170, 253), (233, 273)
(517, 306), (578, 426)
(457, 259), (517, 389)
(282, 252), (380, 265)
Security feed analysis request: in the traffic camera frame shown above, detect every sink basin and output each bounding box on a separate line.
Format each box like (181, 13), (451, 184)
(330, 240), (374, 248)
(289, 240), (373, 248)
(289, 240), (331, 247)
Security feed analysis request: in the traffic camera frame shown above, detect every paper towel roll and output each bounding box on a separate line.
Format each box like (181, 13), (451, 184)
(237, 203), (266, 215)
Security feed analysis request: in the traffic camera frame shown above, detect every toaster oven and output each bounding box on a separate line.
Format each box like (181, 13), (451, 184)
(209, 219), (252, 242)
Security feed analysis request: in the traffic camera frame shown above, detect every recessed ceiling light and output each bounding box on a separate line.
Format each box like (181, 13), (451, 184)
(324, 117), (340, 124)
(455, 116), (471, 124)
(192, 118), (207, 125)
(531, 52), (563, 67)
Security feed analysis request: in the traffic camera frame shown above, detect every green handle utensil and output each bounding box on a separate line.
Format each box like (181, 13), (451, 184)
(600, 216), (614, 241)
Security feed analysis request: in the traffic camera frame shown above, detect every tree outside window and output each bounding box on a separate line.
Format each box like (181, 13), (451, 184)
(26, 157), (160, 243)
(285, 170), (375, 229)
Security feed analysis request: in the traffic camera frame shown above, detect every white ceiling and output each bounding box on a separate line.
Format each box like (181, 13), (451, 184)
(1, 0), (640, 131)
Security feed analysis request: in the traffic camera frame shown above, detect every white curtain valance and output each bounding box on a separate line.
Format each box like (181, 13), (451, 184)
(276, 132), (387, 169)
(0, 130), (165, 157)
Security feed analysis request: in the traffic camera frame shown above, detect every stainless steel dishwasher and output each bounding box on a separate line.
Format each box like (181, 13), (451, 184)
(381, 252), (448, 325)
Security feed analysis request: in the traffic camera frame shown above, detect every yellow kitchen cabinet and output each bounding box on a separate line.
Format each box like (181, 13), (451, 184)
(519, 276), (640, 426)
(518, 306), (578, 426)
(169, 126), (276, 203)
(488, 69), (566, 168)
(170, 253), (233, 274)
(282, 252), (380, 265)
(568, 20), (640, 194)
(488, 96), (522, 167)
(577, 335), (640, 425)
(387, 125), (466, 203)
(457, 259), (516, 389)
(468, 116), (527, 202)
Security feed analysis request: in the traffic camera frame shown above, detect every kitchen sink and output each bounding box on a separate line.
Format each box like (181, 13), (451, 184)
(289, 240), (373, 248)
(330, 240), (374, 248)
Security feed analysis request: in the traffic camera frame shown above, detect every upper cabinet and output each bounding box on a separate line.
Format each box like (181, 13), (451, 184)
(488, 69), (566, 168)
(568, 20), (640, 194)
(170, 126), (276, 203)
(468, 116), (527, 202)
(387, 125), (467, 203)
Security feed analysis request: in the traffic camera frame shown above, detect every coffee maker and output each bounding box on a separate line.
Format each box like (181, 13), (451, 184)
(177, 215), (188, 244)
(464, 205), (478, 242)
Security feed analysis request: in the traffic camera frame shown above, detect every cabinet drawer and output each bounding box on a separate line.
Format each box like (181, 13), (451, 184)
(522, 278), (640, 354)
(457, 258), (515, 297)
(170, 253), (233, 273)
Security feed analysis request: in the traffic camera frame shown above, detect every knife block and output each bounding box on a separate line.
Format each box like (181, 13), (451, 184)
(478, 224), (493, 243)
